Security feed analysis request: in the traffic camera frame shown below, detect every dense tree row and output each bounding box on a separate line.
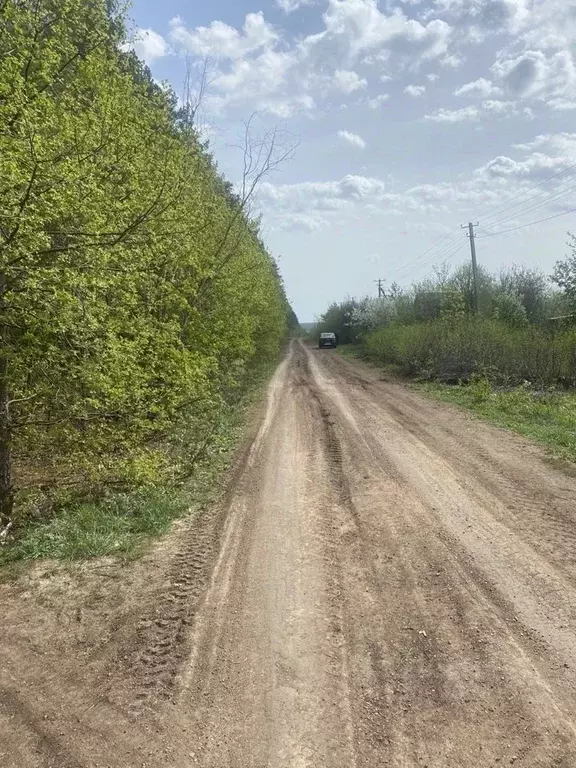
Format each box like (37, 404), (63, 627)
(0, 0), (295, 525)
(317, 256), (576, 387)
(318, 258), (576, 340)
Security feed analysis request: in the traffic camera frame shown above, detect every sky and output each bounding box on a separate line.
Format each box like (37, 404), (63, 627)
(125, 0), (576, 321)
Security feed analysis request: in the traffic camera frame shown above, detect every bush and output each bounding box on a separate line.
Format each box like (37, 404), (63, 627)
(363, 319), (576, 387)
(492, 294), (529, 329)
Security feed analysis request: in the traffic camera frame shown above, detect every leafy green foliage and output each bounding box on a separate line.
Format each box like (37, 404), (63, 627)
(499, 265), (547, 322)
(1, 325), (277, 563)
(552, 233), (576, 307)
(492, 293), (528, 329)
(317, 299), (360, 344)
(0, 0), (294, 533)
(363, 319), (576, 387)
(320, 255), (576, 390)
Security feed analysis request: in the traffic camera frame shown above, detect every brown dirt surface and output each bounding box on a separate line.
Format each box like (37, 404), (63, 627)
(2, 340), (576, 766)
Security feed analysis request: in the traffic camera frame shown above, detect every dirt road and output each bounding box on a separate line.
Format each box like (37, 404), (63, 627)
(2, 340), (576, 766)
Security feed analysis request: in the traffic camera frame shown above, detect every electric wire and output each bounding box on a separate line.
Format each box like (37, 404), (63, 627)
(477, 206), (576, 238)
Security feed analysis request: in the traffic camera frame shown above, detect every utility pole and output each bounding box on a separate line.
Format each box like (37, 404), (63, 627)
(462, 222), (479, 315)
(375, 278), (386, 298)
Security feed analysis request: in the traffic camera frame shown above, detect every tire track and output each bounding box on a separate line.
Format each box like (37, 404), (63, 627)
(307, 342), (576, 765)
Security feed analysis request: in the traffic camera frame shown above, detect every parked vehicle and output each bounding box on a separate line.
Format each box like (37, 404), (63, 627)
(318, 332), (338, 349)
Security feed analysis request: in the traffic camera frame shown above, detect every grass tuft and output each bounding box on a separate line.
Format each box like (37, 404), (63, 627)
(0, 488), (189, 564)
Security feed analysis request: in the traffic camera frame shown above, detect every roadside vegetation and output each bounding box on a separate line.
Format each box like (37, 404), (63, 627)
(317, 253), (576, 462)
(0, 1), (297, 562)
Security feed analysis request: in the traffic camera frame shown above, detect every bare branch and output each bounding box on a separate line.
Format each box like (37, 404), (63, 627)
(194, 114), (298, 297)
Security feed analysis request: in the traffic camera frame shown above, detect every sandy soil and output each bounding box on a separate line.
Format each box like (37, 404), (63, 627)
(2, 340), (576, 767)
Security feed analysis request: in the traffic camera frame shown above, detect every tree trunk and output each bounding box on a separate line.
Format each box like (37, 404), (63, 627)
(0, 272), (13, 527)
(0, 370), (13, 527)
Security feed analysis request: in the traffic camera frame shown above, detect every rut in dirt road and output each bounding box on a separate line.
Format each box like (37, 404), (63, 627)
(3, 339), (576, 767)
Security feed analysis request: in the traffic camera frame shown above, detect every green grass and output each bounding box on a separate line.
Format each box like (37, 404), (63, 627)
(418, 380), (576, 463)
(336, 344), (364, 358)
(0, 487), (190, 564)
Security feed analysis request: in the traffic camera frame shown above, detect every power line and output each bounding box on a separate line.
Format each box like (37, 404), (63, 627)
(476, 160), (576, 224)
(394, 235), (467, 281)
(392, 229), (464, 280)
(417, 237), (467, 272)
(388, 160), (576, 285)
(477, 206), (576, 238)
(481, 179), (576, 230)
(482, 174), (576, 228)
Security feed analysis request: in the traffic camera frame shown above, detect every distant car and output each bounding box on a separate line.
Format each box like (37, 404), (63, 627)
(318, 332), (338, 349)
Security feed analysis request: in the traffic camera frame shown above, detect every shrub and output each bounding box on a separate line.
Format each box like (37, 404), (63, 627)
(362, 319), (576, 387)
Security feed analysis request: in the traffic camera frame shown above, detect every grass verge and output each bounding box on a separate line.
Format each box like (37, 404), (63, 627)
(417, 380), (576, 463)
(0, 362), (274, 568)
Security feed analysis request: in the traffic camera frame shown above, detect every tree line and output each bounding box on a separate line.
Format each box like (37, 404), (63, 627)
(317, 247), (576, 386)
(0, 0), (297, 529)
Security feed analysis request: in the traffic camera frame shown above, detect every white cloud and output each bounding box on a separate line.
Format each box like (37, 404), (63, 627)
(492, 49), (576, 105)
(333, 69), (368, 93)
(518, 0), (576, 51)
(277, 213), (330, 232)
(424, 99), (529, 122)
(440, 53), (465, 69)
(167, 1), (456, 116)
(307, 0), (452, 66)
(548, 98), (576, 111)
(511, 132), (576, 159)
(424, 105), (480, 122)
(454, 77), (502, 97)
(162, 0), (576, 125)
(276, 0), (316, 12)
(169, 13), (278, 59)
(482, 99), (522, 117)
(203, 49), (306, 116)
(258, 131), (576, 236)
(366, 93), (391, 108)
(338, 130), (367, 149)
(259, 173), (461, 225)
(424, 0), (576, 116)
(130, 28), (170, 64)
(404, 84), (426, 97)
(260, 174), (387, 209)
(426, 0), (532, 42)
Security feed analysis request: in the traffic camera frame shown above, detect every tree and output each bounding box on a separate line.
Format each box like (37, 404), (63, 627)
(499, 264), (547, 323)
(0, 0), (294, 527)
(551, 233), (576, 307)
(318, 299), (359, 344)
(450, 263), (495, 316)
(492, 293), (529, 329)
(352, 297), (396, 333)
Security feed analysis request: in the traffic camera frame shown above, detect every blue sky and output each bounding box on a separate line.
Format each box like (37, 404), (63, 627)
(126, 0), (576, 321)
